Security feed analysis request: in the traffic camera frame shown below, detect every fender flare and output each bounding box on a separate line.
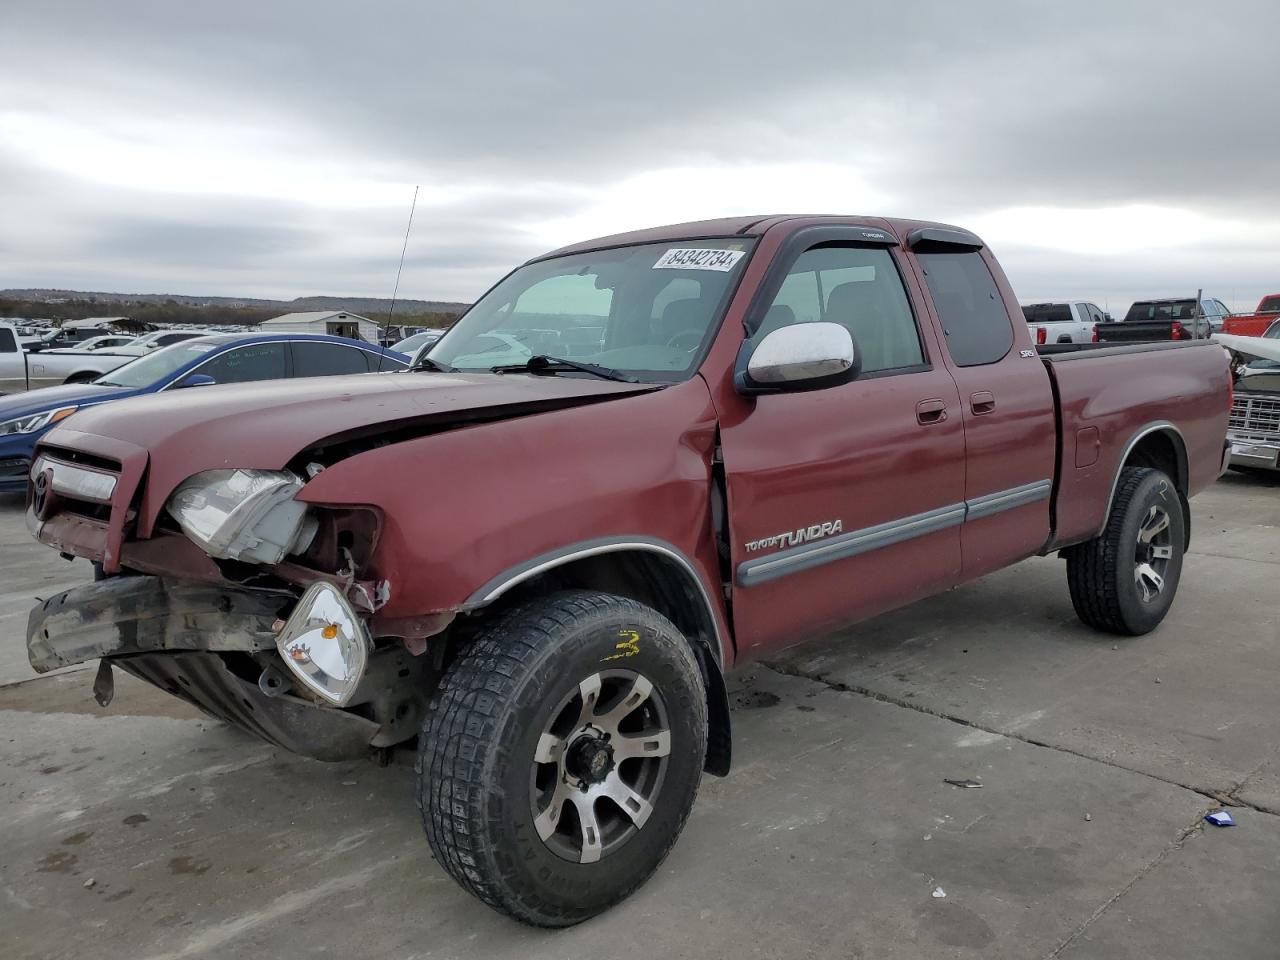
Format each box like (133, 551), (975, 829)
(463, 536), (734, 776)
(1100, 421), (1190, 541)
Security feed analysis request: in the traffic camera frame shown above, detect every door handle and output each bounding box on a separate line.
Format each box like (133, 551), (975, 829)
(970, 391), (996, 415)
(916, 398), (948, 425)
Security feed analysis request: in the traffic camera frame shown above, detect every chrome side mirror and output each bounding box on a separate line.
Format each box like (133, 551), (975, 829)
(734, 321), (860, 396)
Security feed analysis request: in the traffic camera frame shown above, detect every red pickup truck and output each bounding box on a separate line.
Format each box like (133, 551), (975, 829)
(1222, 293), (1280, 337)
(23, 215), (1229, 926)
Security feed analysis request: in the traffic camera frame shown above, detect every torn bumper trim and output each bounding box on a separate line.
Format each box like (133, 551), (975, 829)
(117, 652), (381, 762)
(27, 575), (290, 674)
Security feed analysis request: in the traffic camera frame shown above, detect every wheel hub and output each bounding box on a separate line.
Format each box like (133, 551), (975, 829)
(566, 734), (615, 785)
(529, 669), (672, 864)
(1133, 504), (1174, 603)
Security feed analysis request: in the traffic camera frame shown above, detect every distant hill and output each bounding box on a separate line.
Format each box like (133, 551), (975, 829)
(1, 288), (470, 315)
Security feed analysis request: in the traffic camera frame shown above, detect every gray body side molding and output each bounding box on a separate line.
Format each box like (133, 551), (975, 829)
(737, 478), (1054, 587)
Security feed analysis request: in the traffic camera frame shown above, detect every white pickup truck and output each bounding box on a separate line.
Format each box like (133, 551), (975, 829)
(0, 323), (213, 394)
(1021, 301), (1109, 344)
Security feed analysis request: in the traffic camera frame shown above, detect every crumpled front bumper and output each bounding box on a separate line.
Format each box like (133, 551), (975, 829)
(27, 575), (286, 673)
(26, 575), (385, 762)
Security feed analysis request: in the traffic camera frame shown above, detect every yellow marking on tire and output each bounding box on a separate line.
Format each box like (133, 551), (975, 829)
(601, 629), (641, 661)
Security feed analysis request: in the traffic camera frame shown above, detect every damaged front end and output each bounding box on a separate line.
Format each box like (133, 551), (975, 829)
(27, 575), (439, 762)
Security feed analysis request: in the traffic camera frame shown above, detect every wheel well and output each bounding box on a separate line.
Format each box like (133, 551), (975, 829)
(64, 372), (98, 383)
(483, 549), (733, 776)
(1123, 428), (1191, 547)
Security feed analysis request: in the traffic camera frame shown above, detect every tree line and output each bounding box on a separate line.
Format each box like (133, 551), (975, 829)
(0, 297), (459, 330)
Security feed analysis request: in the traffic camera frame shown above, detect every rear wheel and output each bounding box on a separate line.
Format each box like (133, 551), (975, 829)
(1065, 467), (1185, 635)
(416, 591), (707, 927)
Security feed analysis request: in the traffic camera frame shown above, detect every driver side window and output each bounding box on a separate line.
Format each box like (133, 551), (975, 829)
(756, 246), (926, 374)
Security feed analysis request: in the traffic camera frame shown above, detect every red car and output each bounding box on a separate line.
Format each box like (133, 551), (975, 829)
(1222, 293), (1280, 337)
(24, 215), (1229, 926)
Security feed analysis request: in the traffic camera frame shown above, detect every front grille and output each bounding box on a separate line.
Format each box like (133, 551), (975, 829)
(39, 444), (121, 474)
(1228, 394), (1280, 443)
(34, 449), (123, 526)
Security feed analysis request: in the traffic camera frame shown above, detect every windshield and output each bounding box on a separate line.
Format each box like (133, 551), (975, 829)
(392, 331), (441, 353)
(427, 238), (755, 381)
(96, 339), (218, 387)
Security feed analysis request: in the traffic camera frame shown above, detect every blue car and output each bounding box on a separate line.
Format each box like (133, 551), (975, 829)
(0, 333), (409, 493)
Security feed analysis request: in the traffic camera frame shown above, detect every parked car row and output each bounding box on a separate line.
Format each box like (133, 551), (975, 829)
(1024, 292), (1280, 347)
(0, 332), (409, 491)
(1023, 295), (1235, 345)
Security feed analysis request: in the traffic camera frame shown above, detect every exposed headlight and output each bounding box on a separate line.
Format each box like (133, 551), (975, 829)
(0, 406), (78, 437)
(166, 469), (318, 565)
(276, 582), (370, 706)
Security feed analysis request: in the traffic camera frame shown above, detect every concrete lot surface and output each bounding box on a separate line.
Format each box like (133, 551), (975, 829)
(1, 474), (1278, 959)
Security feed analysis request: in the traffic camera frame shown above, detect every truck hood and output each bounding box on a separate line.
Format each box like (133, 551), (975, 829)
(42, 372), (660, 529)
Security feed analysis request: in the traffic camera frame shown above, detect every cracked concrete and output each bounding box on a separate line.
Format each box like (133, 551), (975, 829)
(1, 473), (1278, 958)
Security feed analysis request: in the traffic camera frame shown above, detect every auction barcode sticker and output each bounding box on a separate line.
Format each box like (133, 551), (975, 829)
(652, 248), (745, 272)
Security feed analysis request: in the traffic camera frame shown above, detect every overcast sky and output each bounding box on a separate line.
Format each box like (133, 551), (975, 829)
(3, 0), (1278, 310)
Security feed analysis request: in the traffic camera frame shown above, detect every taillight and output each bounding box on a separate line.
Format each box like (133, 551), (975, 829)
(1171, 320), (1185, 340)
(1091, 324), (1099, 343)
(1036, 326), (1047, 344)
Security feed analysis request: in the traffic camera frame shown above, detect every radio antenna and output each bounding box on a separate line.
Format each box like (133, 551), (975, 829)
(378, 184), (419, 372)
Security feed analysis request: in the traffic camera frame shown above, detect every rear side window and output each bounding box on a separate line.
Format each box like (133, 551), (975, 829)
(1260, 296), (1280, 313)
(756, 245), (925, 374)
(0, 327), (15, 352)
(197, 343), (287, 384)
(291, 342), (372, 376)
(917, 251), (1013, 367)
(1022, 303), (1072, 323)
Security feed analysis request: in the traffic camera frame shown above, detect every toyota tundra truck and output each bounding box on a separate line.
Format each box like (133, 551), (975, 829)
(21, 216), (1230, 927)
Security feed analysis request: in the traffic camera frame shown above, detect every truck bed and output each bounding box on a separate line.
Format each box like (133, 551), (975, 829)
(1038, 339), (1229, 550)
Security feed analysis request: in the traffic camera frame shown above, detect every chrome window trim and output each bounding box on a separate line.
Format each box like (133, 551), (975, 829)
(463, 536), (727, 666)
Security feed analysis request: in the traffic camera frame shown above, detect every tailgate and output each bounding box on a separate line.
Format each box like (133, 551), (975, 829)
(1094, 321), (1174, 342)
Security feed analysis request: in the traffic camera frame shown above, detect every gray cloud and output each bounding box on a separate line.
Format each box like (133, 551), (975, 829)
(2, 0), (1279, 307)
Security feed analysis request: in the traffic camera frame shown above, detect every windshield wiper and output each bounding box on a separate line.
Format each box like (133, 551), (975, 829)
(490, 355), (638, 383)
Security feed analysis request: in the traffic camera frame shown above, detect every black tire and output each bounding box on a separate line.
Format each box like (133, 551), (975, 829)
(416, 590), (707, 927)
(1065, 467), (1185, 635)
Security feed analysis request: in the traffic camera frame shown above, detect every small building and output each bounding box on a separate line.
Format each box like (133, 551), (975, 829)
(259, 311), (380, 343)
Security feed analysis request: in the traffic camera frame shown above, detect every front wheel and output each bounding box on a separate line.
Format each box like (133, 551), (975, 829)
(416, 591), (707, 927)
(1065, 467), (1185, 635)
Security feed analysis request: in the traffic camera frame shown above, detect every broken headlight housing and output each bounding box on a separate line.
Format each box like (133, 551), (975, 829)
(166, 469), (318, 565)
(276, 581), (370, 705)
